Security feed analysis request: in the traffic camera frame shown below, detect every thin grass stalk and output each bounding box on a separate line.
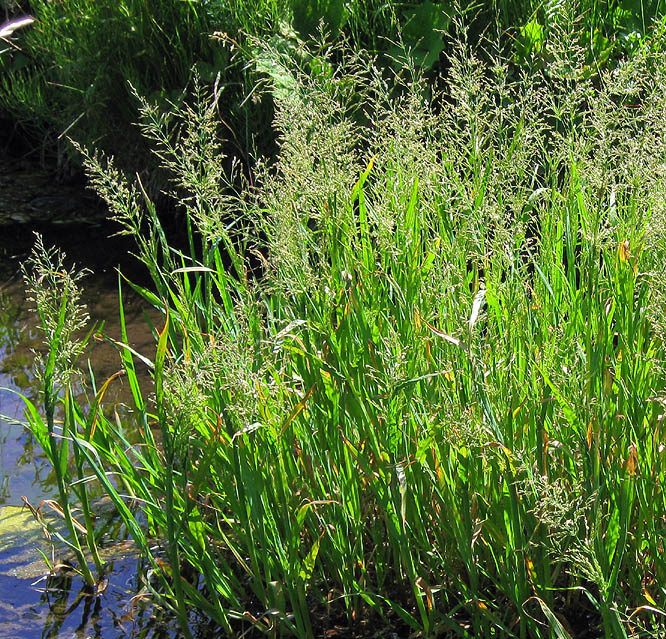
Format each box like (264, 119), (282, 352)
(65, 388), (104, 576)
(42, 405), (96, 587)
(152, 312), (193, 639)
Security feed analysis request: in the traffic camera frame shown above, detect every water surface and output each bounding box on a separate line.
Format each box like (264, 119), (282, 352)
(0, 158), (181, 639)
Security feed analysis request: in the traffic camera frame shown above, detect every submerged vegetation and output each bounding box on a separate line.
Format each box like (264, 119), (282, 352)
(9, 1), (666, 638)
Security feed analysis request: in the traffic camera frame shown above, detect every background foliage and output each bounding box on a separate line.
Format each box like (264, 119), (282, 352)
(2, 0), (665, 174)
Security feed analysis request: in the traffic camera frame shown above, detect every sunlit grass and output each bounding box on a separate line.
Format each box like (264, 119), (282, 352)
(21, 16), (666, 639)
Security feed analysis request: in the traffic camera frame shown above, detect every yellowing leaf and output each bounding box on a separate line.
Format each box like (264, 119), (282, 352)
(415, 576), (433, 611)
(525, 556), (536, 583)
(280, 384), (315, 435)
(619, 240), (631, 263)
(626, 443), (638, 476)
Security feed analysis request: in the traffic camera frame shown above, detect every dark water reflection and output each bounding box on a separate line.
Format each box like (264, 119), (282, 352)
(0, 225), (158, 505)
(0, 163), (184, 638)
(0, 551), (183, 639)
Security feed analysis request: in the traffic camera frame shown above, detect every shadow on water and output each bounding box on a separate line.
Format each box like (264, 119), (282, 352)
(0, 155), (194, 639)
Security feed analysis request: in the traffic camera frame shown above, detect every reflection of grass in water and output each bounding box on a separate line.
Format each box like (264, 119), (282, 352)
(0, 502), (184, 639)
(0, 292), (21, 349)
(0, 288), (24, 361)
(0, 283), (48, 505)
(0, 285), (41, 398)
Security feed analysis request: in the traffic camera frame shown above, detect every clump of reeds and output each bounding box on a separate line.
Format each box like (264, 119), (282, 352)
(23, 13), (666, 639)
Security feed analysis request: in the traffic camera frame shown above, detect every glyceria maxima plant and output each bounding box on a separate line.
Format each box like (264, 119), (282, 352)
(29, 17), (666, 639)
(19, 235), (104, 588)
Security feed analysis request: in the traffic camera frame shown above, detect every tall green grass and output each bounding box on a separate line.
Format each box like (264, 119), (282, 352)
(18, 238), (103, 587)
(23, 18), (666, 639)
(0, 0), (274, 170)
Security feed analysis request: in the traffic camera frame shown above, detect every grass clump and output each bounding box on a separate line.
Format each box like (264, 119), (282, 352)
(21, 19), (666, 639)
(18, 236), (104, 587)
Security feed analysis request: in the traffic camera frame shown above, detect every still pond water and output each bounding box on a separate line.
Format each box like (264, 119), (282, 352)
(0, 157), (185, 638)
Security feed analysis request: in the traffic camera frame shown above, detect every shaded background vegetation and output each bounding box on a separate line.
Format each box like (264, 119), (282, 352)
(2, 0), (665, 178)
